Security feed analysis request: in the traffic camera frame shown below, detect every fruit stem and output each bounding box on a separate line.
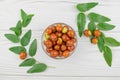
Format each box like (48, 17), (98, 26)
(47, 66), (56, 68)
(36, 60), (40, 64)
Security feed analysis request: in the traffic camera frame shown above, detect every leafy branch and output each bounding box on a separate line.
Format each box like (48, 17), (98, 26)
(76, 2), (120, 67)
(5, 9), (48, 73)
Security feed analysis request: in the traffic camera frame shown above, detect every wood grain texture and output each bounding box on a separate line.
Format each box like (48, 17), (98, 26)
(1, 76), (120, 80)
(0, 0), (120, 79)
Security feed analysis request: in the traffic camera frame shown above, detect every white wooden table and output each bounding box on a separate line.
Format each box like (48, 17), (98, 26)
(0, 0), (120, 80)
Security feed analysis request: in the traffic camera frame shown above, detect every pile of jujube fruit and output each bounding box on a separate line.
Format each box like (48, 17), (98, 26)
(43, 23), (76, 59)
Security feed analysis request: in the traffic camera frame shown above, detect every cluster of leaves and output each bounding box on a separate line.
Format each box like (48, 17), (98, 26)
(5, 9), (47, 73)
(76, 2), (120, 66)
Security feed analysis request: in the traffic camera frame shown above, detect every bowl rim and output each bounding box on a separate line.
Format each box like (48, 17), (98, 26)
(41, 22), (78, 60)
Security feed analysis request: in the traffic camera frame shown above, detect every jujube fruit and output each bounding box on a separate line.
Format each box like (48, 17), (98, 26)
(56, 23), (63, 32)
(71, 38), (76, 43)
(62, 26), (69, 33)
(20, 52), (27, 60)
(56, 32), (62, 37)
(53, 41), (56, 45)
(44, 40), (53, 48)
(94, 30), (101, 37)
(62, 34), (70, 42)
(51, 26), (56, 32)
(66, 40), (74, 46)
(92, 38), (98, 44)
(67, 30), (75, 38)
(68, 45), (75, 51)
(50, 50), (59, 58)
(54, 45), (60, 50)
(50, 33), (58, 42)
(84, 29), (92, 37)
(57, 38), (63, 45)
(61, 44), (67, 51)
(46, 47), (53, 53)
(45, 28), (52, 34)
(45, 33), (50, 40)
(62, 50), (70, 58)
(58, 51), (63, 57)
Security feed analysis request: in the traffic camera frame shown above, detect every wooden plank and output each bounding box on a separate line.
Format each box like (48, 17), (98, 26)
(1, 76), (120, 80)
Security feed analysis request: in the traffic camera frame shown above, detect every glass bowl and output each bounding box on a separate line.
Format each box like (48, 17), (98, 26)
(41, 23), (77, 59)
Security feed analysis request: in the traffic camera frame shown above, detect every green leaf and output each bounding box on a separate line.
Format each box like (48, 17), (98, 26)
(21, 9), (27, 20)
(77, 2), (98, 12)
(88, 12), (111, 23)
(10, 27), (20, 36)
(77, 13), (86, 37)
(9, 46), (26, 54)
(105, 37), (120, 47)
(15, 20), (22, 35)
(10, 27), (16, 31)
(22, 14), (34, 27)
(20, 30), (31, 46)
(27, 63), (47, 73)
(103, 46), (112, 67)
(16, 20), (22, 29)
(97, 23), (115, 31)
(10, 21), (22, 36)
(19, 58), (36, 67)
(97, 35), (105, 52)
(88, 21), (96, 33)
(29, 39), (37, 57)
(5, 34), (19, 43)
(21, 9), (34, 27)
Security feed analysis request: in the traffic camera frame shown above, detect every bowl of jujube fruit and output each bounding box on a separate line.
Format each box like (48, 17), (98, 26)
(42, 23), (77, 59)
